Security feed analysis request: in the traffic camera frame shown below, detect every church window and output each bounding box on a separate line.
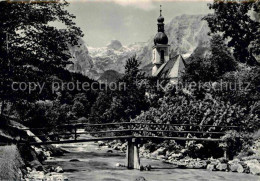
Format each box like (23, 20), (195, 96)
(160, 50), (164, 62)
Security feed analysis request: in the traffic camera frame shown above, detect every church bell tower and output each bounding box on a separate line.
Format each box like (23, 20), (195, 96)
(152, 5), (170, 76)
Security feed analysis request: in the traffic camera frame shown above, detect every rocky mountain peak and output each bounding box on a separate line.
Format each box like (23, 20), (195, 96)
(107, 40), (123, 51)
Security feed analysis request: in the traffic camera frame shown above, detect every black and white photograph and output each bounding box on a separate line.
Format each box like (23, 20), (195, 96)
(0, 0), (259, 180)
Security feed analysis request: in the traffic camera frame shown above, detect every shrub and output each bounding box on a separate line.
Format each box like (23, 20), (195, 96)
(221, 130), (254, 159)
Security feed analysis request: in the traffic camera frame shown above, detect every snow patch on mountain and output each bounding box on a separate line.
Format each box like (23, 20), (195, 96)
(88, 40), (145, 79)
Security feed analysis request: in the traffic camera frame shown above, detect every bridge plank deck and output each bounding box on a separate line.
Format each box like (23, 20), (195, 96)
(26, 136), (222, 145)
(31, 129), (225, 138)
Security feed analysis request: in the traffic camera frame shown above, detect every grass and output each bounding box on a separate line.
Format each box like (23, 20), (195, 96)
(0, 145), (24, 181)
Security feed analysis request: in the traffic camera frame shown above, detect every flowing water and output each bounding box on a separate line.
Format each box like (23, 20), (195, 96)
(44, 135), (260, 181)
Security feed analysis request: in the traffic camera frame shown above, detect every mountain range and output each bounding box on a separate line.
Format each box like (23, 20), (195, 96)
(67, 14), (211, 81)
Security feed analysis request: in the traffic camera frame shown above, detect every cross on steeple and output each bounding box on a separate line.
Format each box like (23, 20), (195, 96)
(160, 5), (162, 16)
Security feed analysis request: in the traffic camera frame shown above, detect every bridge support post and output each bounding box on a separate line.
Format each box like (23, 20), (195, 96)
(224, 145), (230, 160)
(126, 138), (140, 169)
(221, 141), (229, 160)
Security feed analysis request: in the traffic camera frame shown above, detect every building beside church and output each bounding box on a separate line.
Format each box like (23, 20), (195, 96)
(152, 7), (186, 84)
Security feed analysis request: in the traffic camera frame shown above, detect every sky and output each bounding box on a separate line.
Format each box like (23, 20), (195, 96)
(65, 0), (213, 47)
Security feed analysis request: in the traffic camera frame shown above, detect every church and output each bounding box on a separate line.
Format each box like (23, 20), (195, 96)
(152, 7), (186, 84)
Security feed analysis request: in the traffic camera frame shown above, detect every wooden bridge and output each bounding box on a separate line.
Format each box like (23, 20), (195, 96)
(13, 122), (239, 170)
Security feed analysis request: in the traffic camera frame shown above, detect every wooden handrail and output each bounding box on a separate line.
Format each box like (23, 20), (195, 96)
(20, 122), (241, 131)
(30, 129), (225, 138)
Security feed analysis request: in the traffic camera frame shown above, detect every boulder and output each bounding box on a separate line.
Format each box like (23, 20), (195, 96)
(170, 153), (183, 159)
(112, 143), (122, 150)
(194, 161), (207, 169)
(186, 162), (195, 169)
(166, 151), (171, 157)
(120, 143), (127, 152)
(115, 163), (125, 167)
(151, 147), (166, 158)
(54, 166), (63, 173)
(46, 173), (68, 181)
(230, 163), (244, 173)
(180, 149), (187, 154)
(240, 161), (250, 173)
(207, 164), (216, 171)
(228, 158), (240, 165)
(43, 151), (51, 158)
(27, 170), (45, 180)
(97, 141), (105, 146)
(209, 159), (220, 166)
(46, 166), (55, 172)
(157, 155), (166, 160)
(26, 167), (32, 172)
(216, 163), (228, 171)
(245, 159), (260, 175)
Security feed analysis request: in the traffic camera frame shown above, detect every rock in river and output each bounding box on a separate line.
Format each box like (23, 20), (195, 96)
(54, 166), (63, 173)
(216, 163), (228, 171)
(245, 159), (260, 175)
(230, 163), (244, 173)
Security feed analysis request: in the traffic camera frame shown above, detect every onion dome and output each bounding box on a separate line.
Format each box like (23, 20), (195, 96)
(154, 32), (168, 45)
(157, 15), (164, 23)
(154, 5), (168, 45)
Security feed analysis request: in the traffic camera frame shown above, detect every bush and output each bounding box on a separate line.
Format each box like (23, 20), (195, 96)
(221, 130), (254, 159)
(133, 94), (258, 132)
(132, 92), (259, 158)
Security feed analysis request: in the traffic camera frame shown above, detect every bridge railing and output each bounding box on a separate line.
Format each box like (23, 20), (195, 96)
(17, 122), (241, 144)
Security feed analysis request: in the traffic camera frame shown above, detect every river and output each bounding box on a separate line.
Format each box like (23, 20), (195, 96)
(44, 136), (260, 181)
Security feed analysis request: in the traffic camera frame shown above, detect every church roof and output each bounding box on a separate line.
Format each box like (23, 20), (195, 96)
(154, 54), (186, 79)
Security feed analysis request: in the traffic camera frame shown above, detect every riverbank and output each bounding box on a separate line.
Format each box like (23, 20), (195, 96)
(99, 140), (260, 176)
(0, 145), (24, 180)
(23, 145), (69, 181)
(43, 140), (260, 181)
(0, 144), (68, 180)
(0, 116), (69, 180)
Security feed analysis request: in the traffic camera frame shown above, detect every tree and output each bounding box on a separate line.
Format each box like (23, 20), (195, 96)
(89, 91), (112, 124)
(181, 35), (237, 99)
(182, 35), (236, 83)
(113, 57), (149, 121)
(0, 1), (83, 114)
(203, 0), (260, 66)
(209, 35), (237, 78)
(89, 57), (149, 124)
